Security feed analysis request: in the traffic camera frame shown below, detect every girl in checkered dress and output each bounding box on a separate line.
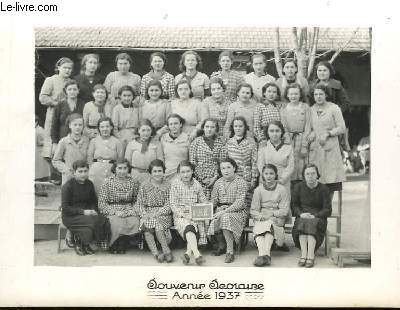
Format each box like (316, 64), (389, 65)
(210, 51), (245, 103)
(254, 82), (284, 143)
(169, 160), (208, 266)
(189, 118), (227, 199)
(207, 158), (248, 263)
(137, 159), (173, 263)
(98, 159), (141, 254)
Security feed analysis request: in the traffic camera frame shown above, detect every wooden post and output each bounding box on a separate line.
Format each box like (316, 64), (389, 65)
(273, 27), (283, 78)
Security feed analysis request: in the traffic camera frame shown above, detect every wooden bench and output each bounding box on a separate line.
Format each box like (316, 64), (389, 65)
(330, 248), (371, 267)
(325, 190), (343, 256)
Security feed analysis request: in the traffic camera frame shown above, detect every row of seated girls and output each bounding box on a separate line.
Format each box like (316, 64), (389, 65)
(62, 157), (331, 268)
(37, 50), (348, 268)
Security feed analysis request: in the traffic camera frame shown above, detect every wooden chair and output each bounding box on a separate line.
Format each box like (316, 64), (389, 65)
(325, 189), (343, 256)
(57, 222), (68, 253)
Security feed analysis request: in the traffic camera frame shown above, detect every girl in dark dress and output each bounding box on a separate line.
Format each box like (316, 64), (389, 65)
(61, 159), (109, 256)
(74, 54), (105, 104)
(291, 164), (332, 268)
(51, 79), (85, 146)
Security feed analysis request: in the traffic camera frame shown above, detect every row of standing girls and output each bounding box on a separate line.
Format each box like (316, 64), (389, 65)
(37, 50), (349, 267)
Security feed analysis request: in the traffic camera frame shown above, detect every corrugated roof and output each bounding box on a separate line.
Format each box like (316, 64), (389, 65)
(35, 27), (370, 51)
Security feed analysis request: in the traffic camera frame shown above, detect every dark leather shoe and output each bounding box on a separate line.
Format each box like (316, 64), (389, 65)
(156, 253), (165, 263)
(224, 253), (235, 263)
(65, 234), (75, 248)
(74, 244), (86, 256)
(253, 256), (265, 267)
(305, 258), (315, 268)
(298, 258), (307, 267)
(195, 255), (205, 265)
(181, 253), (190, 265)
(84, 245), (95, 255)
(263, 255), (271, 266)
(164, 253), (173, 263)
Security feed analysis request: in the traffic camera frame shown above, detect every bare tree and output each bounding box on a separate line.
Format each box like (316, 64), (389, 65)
(273, 27), (361, 80)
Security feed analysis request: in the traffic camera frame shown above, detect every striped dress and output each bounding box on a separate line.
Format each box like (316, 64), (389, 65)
(226, 136), (258, 208)
(169, 178), (209, 245)
(207, 175), (248, 244)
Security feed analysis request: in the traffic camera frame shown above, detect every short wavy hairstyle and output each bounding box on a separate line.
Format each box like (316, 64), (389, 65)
(263, 120), (285, 141)
(115, 53), (133, 68)
(217, 157), (238, 176)
(261, 163), (278, 181)
(148, 159), (166, 174)
(80, 53), (100, 74)
(175, 79), (194, 98)
(283, 83), (306, 102)
(111, 158), (132, 174)
(229, 116), (249, 138)
(177, 160), (195, 173)
(236, 82), (254, 98)
(209, 77), (226, 92)
(178, 50), (203, 72)
(97, 116), (114, 136)
(313, 83), (332, 102)
(144, 79), (164, 100)
(262, 82), (281, 99)
(72, 159), (89, 171)
(54, 57), (73, 74)
(302, 163), (321, 180)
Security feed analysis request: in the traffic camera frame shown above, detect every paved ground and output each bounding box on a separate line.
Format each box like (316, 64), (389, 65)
(34, 174), (370, 268)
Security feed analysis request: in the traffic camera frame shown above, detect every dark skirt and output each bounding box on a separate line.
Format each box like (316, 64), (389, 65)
(325, 182), (342, 193)
(62, 214), (110, 244)
(292, 217), (327, 250)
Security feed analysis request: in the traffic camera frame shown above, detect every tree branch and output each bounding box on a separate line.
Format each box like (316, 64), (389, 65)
(291, 27), (299, 53)
(273, 27), (283, 78)
(329, 28), (359, 63)
(307, 27), (319, 79)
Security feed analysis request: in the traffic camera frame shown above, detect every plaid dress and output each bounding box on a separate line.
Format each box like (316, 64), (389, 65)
(224, 100), (264, 139)
(253, 102), (282, 143)
(98, 175), (141, 246)
(203, 96), (229, 135)
(207, 176), (248, 244)
(169, 178), (209, 245)
(136, 179), (173, 231)
(189, 135), (227, 198)
(140, 71), (175, 100)
(210, 70), (244, 103)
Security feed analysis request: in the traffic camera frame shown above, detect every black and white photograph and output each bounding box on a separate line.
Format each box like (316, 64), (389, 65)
(33, 27), (371, 269)
(2, 0), (400, 306)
